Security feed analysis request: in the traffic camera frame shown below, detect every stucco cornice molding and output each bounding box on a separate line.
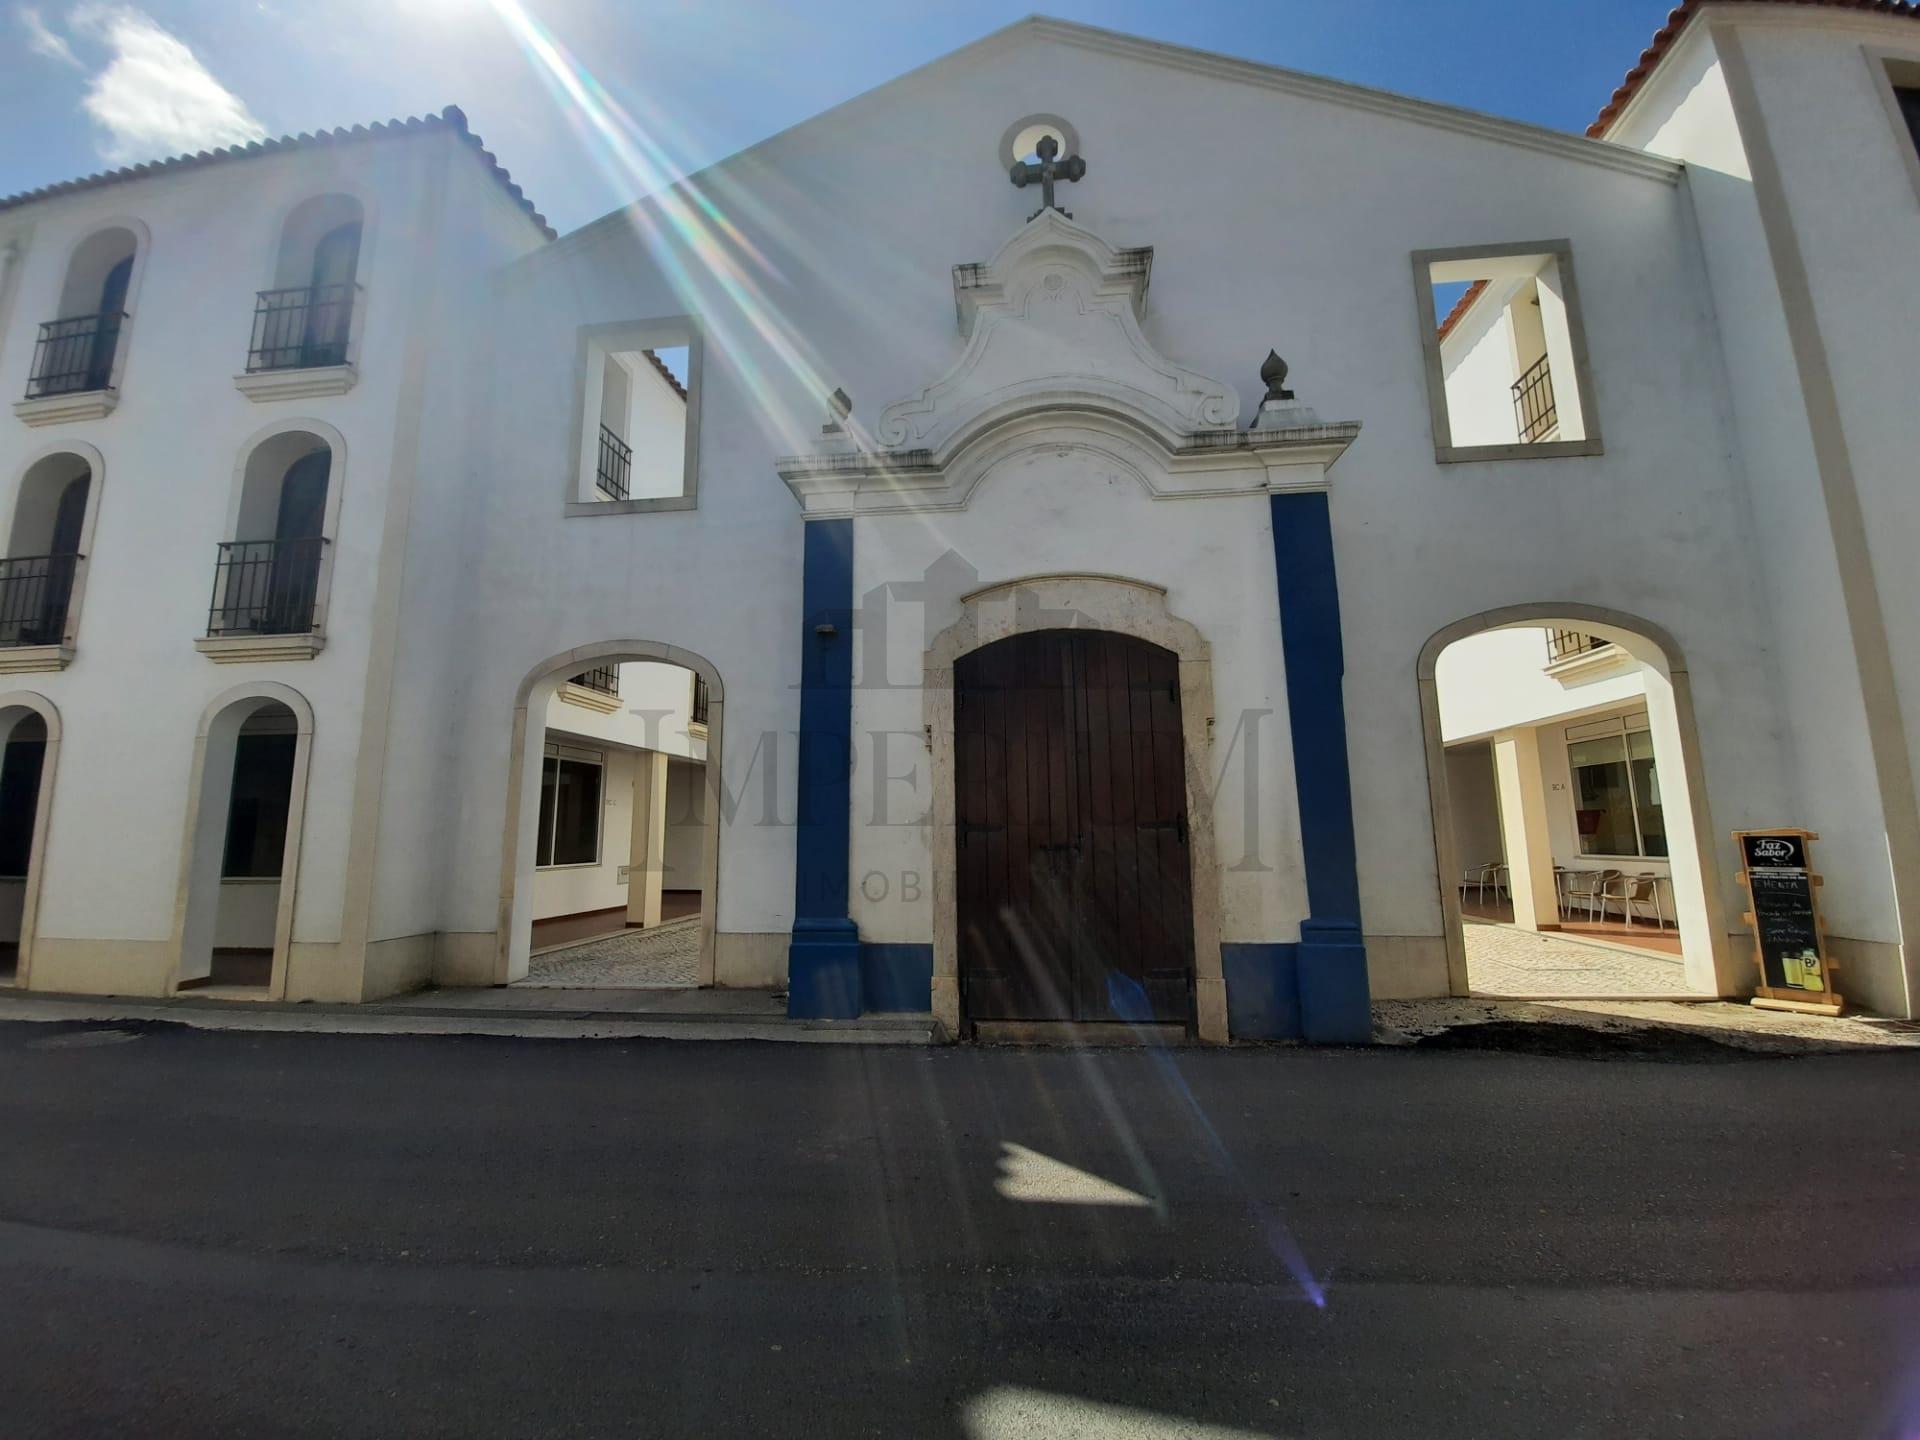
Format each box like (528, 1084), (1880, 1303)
(1017, 19), (1683, 186)
(776, 407), (1358, 519)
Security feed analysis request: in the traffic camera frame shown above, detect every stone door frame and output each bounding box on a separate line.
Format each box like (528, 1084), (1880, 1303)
(925, 574), (1227, 1042)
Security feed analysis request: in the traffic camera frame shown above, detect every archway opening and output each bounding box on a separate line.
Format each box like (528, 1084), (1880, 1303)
(0, 709), (48, 985)
(3, 452), (91, 649)
(1427, 618), (1720, 998)
(178, 697), (305, 994)
(954, 629), (1196, 1031)
(507, 654), (719, 990)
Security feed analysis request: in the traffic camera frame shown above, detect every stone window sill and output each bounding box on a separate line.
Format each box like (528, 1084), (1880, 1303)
(0, 643), (73, 673)
(14, 390), (117, 427)
(195, 632), (325, 664)
(233, 365), (357, 403)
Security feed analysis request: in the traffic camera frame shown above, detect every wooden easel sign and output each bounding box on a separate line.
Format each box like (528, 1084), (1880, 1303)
(1734, 829), (1843, 1016)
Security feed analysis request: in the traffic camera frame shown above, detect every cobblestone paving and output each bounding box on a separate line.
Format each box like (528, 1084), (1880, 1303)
(520, 919), (701, 989)
(1464, 919), (1692, 997)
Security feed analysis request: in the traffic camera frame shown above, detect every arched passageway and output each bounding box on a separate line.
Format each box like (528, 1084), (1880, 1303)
(1419, 606), (1735, 999)
(0, 695), (59, 987)
(497, 642), (723, 990)
(173, 687), (314, 997)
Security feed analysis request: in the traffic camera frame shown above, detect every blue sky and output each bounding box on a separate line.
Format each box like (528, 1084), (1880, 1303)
(2, 1), (1680, 234)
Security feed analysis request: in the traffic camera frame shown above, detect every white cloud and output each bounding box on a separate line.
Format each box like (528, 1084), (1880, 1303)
(68, 5), (267, 165)
(16, 5), (80, 66)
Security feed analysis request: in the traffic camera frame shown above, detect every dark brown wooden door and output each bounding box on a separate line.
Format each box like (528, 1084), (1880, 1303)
(955, 630), (1195, 1025)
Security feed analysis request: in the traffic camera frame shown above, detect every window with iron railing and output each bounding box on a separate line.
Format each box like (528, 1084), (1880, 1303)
(0, 554), (81, 647)
(1546, 629), (1612, 665)
(207, 537), (326, 637)
(570, 664), (619, 697)
(247, 284), (357, 372)
(691, 672), (710, 726)
(1511, 353), (1557, 443)
(25, 313), (125, 398)
(596, 424), (632, 501)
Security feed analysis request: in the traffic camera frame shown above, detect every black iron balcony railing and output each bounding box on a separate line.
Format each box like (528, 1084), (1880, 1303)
(1546, 628), (1612, 665)
(691, 673), (710, 726)
(596, 424), (632, 501)
(246, 283), (357, 373)
(571, 664), (619, 696)
(207, 537), (326, 637)
(0, 553), (80, 647)
(1511, 353), (1558, 444)
(25, 312), (125, 398)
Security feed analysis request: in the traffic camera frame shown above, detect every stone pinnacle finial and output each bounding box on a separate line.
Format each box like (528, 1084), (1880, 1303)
(821, 387), (855, 445)
(1260, 350), (1294, 404)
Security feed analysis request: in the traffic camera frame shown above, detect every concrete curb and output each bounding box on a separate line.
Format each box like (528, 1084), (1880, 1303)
(0, 991), (946, 1046)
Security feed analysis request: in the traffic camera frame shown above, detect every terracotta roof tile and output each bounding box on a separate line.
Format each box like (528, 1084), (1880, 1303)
(0, 105), (555, 239)
(1436, 278), (1490, 343)
(642, 347), (688, 401)
(1590, 0), (1920, 138)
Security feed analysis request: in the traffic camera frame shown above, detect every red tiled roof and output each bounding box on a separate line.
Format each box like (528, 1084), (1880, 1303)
(0, 105), (554, 239)
(1590, 0), (1920, 137)
(642, 347), (687, 401)
(1436, 279), (1490, 343)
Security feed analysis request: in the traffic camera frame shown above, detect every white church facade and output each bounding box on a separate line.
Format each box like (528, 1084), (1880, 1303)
(1, 1), (1918, 1040)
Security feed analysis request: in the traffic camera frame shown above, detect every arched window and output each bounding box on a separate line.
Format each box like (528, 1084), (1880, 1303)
(249, 195), (363, 373)
(209, 434), (331, 638)
(0, 452), (93, 651)
(26, 227), (137, 399)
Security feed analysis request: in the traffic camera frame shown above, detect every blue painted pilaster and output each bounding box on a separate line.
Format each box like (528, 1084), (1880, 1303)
(787, 518), (861, 1018)
(1270, 491), (1371, 1043)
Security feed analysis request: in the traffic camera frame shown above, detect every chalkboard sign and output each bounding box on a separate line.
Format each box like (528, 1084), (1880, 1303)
(1735, 829), (1841, 1015)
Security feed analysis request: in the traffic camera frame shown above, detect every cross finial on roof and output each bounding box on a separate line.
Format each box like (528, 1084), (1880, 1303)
(1009, 134), (1086, 222)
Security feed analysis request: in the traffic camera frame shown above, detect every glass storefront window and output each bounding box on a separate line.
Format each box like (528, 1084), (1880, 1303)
(1567, 720), (1664, 858)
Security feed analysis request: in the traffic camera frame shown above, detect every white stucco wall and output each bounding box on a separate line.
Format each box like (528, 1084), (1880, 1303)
(1438, 289), (1523, 446)
(625, 357), (687, 501)
(1437, 628), (1651, 743)
(1445, 744), (1504, 873)
(664, 758), (706, 892)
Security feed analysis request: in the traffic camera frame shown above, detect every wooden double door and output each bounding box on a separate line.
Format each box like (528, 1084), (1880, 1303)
(955, 629), (1196, 1025)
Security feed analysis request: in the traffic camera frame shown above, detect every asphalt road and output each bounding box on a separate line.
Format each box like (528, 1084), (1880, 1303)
(2, 1020), (1917, 1439)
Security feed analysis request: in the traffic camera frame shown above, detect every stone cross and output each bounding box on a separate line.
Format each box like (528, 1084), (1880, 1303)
(1010, 134), (1087, 221)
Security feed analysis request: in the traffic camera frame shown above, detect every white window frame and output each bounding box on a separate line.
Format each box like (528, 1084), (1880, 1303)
(566, 317), (703, 517)
(1412, 239), (1604, 464)
(536, 741), (605, 870)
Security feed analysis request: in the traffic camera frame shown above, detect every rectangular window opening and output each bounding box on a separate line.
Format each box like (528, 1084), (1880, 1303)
(578, 324), (695, 508)
(1416, 243), (1599, 461)
(1567, 715), (1666, 861)
(537, 743), (604, 867)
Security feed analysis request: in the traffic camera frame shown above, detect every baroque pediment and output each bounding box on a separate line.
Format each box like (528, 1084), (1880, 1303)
(875, 209), (1239, 455)
(775, 210), (1359, 518)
